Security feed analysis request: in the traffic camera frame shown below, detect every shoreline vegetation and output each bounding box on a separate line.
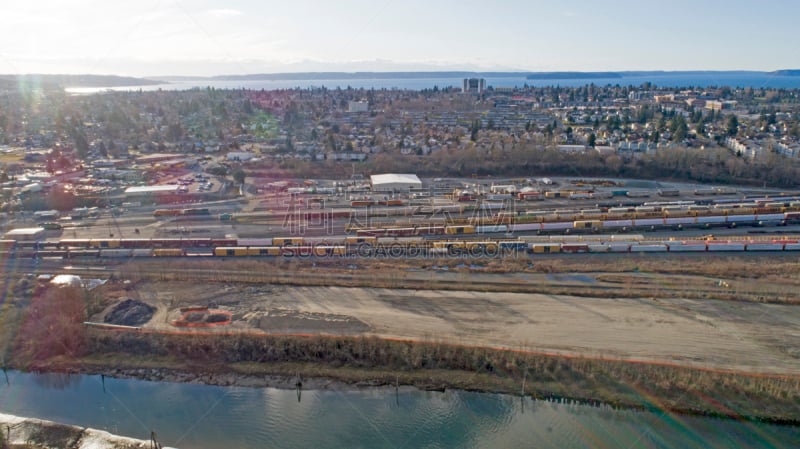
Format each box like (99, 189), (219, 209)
(7, 331), (800, 426)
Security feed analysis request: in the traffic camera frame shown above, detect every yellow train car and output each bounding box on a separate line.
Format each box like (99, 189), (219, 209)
(153, 248), (185, 257)
(246, 247), (282, 257)
(214, 247), (249, 257)
(531, 243), (561, 254)
(573, 220), (602, 231)
(273, 237), (304, 246)
(444, 225), (475, 235)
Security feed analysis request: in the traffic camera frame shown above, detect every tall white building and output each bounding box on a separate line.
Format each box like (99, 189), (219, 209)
(462, 78), (486, 94)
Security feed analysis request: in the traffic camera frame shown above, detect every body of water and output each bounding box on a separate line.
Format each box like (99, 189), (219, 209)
(65, 72), (800, 94)
(0, 370), (797, 448)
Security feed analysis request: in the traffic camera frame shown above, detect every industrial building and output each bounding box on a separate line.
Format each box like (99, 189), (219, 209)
(370, 173), (422, 192)
(4, 227), (45, 241)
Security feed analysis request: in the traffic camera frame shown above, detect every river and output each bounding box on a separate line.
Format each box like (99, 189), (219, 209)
(0, 370), (797, 448)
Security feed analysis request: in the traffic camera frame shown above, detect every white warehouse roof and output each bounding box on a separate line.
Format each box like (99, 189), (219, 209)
(370, 173), (422, 190)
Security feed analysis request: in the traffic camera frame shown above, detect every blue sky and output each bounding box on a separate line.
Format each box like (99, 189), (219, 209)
(0, 0), (797, 76)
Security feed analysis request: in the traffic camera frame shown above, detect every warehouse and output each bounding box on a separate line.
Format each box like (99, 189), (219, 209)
(4, 227), (45, 241)
(370, 173), (422, 192)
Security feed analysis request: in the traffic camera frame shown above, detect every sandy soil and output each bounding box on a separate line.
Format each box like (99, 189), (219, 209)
(95, 280), (800, 375)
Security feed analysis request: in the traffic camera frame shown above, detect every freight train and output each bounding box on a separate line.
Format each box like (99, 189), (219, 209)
(4, 235), (800, 260)
(354, 209), (800, 237)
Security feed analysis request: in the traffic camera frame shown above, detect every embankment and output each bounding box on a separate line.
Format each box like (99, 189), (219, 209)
(18, 330), (800, 425)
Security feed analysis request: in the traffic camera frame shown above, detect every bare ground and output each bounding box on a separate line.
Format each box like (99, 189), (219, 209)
(93, 279), (800, 375)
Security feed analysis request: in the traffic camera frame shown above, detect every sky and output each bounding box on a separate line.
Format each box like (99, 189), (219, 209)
(1, 0), (798, 77)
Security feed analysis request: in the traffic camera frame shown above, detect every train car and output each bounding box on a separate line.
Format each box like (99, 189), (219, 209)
(465, 241), (500, 253)
(0, 240), (16, 251)
(89, 239), (121, 249)
(386, 227), (419, 237)
(273, 237), (304, 246)
(236, 238), (274, 247)
(706, 242), (746, 252)
(755, 213), (785, 226)
(510, 222), (541, 232)
(153, 248), (185, 257)
(784, 242), (800, 251)
(696, 215), (727, 227)
(475, 225), (507, 233)
(664, 216), (695, 228)
(211, 238), (239, 246)
(541, 222), (572, 232)
(445, 225), (475, 235)
(745, 242), (785, 251)
(530, 243), (561, 254)
(214, 247), (249, 257)
(100, 249), (135, 258)
(561, 243), (590, 253)
(608, 242), (633, 252)
(154, 209), (181, 218)
(725, 215), (757, 227)
(181, 208), (211, 216)
(573, 220), (602, 231)
(630, 243), (668, 252)
(118, 238), (151, 249)
(667, 242), (707, 252)
(246, 247), (282, 257)
(499, 241), (527, 252)
(588, 243), (610, 253)
(633, 218), (665, 229)
(601, 219), (633, 229)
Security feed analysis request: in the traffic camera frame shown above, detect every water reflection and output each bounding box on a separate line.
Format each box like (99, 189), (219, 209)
(0, 370), (797, 449)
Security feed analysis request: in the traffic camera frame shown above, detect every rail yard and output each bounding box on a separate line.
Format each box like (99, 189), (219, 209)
(4, 177), (800, 261)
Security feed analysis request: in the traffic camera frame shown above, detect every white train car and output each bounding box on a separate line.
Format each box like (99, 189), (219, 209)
(509, 223), (541, 232)
(667, 242), (707, 252)
(475, 225), (508, 233)
(726, 215), (757, 227)
(707, 242), (747, 251)
(630, 243), (668, 252)
(608, 242), (633, 252)
(745, 242), (785, 251)
(602, 219), (633, 228)
(541, 222), (572, 231)
(755, 213), (785, 225)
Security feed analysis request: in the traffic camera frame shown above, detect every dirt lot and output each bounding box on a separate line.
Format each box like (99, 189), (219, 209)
(94, 280), (800, 375)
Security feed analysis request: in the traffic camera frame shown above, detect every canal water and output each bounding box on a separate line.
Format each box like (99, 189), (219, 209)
(0, 370), (797, 448)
